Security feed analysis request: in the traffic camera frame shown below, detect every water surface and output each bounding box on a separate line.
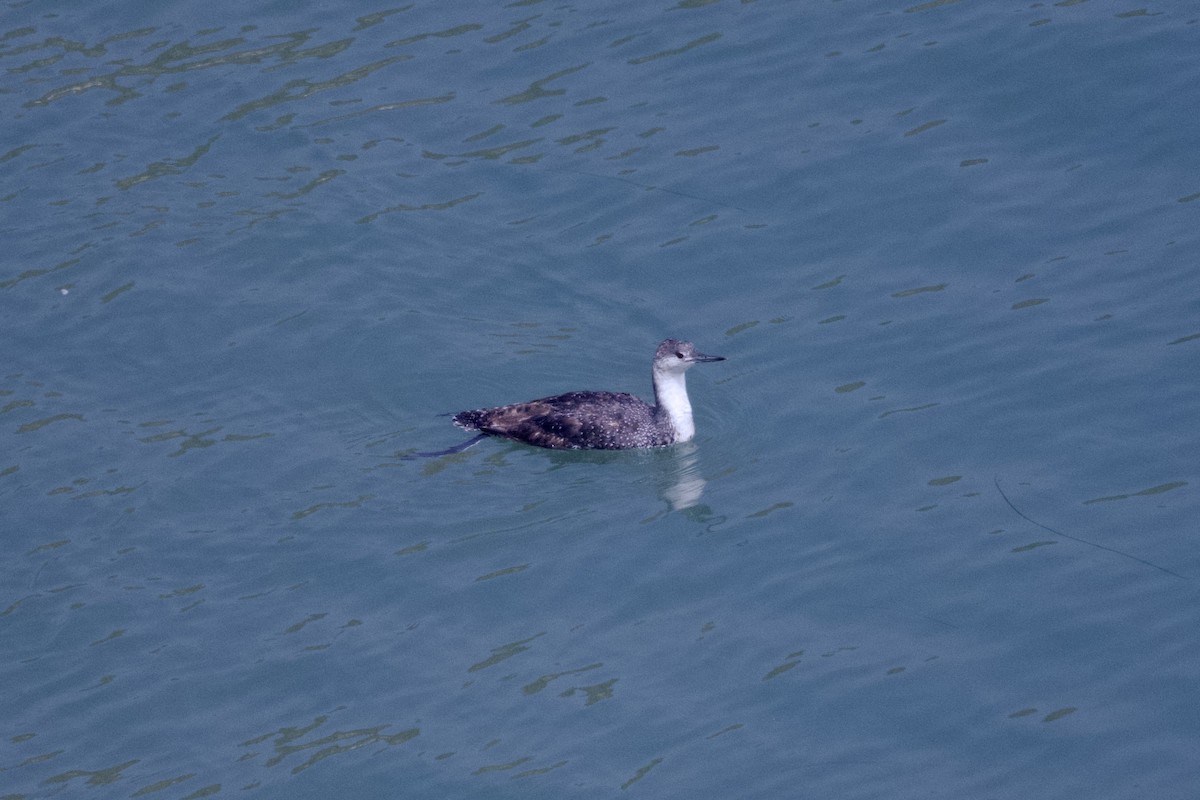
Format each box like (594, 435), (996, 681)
(3, 2), (1199, 798)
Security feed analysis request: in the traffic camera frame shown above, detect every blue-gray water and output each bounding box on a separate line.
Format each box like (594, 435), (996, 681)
(3, 1), (1199, 798)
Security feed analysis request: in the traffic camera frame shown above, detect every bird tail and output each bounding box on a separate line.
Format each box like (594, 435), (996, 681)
(451, 409), (486, 431)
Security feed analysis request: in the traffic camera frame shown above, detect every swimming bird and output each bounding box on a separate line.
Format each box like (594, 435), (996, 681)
(449, 339), (725, 451)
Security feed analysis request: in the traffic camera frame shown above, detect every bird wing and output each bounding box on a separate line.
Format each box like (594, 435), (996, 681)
(461, 392), (654, 450)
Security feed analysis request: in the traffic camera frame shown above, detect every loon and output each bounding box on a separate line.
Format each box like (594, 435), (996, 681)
(449, 339), (725, 451)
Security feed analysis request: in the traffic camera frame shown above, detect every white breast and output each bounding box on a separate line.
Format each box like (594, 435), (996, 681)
(653, 370), (695, 442)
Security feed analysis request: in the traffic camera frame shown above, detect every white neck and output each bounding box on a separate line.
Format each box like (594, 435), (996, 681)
(653, 368), (695, 442)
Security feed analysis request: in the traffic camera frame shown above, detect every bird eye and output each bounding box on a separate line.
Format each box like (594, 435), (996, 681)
(675, 351), (685, 359)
